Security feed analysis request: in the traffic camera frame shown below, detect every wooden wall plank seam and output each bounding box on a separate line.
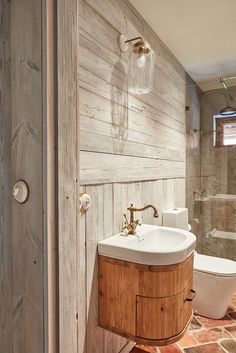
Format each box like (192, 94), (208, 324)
(44, 0), (58, 352)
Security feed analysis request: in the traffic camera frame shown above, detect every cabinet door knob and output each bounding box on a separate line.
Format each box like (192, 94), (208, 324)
(13, 180), (29, 203)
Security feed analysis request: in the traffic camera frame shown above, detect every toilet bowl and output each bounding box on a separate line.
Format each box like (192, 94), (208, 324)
(193, 251), (236, 319)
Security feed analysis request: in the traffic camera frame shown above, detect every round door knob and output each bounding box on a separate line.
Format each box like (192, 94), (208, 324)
(79, 193), (91, 212)
(13, 180), (29, 203)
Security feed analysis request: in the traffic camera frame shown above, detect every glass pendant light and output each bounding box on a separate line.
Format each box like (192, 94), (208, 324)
(118, 35), (155, 95)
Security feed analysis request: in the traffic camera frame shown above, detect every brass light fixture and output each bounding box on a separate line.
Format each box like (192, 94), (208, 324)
(220, 78), (236, 116)
(118, 34), (155, 95)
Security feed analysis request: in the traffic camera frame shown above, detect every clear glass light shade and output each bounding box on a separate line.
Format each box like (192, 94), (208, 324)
(128, 47), (155, 95)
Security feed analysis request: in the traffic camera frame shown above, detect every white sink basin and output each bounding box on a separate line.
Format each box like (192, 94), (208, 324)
(98, 224), (196, 265)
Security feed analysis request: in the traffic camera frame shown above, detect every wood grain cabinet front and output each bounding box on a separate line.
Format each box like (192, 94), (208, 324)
(136, 284), (193, 340)
(98, 254), (194, 346)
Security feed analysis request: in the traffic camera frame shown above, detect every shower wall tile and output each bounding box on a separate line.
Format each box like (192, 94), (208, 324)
(211, 200), (236, 232)
(201, 86), (236, 198)
(228, 149), (236, 194)
(194, 86), (236, 257)
(200, 236), (236, 260)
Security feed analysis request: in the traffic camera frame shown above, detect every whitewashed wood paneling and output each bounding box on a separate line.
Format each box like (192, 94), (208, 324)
(81, 151), (185, 185)
(79, 0), (186, 185)
(80, 179), (185, 353)
(78, 0), (187, 352)
(57, 0), (79, 352)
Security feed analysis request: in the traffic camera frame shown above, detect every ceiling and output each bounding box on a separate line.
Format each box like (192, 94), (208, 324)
(129, 0), (236, 90)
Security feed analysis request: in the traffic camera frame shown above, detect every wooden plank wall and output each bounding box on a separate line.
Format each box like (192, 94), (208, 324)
(80, 180), (185, 353)
(57, 0), (79, 353)
(78, 1), (187, 352)
(79, 0), (186, 185)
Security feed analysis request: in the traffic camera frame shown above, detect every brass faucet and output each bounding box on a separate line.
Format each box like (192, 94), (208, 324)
(193, 188), (206, 199)
(123, 204), (159, 235)
(193, 187), (202, 195)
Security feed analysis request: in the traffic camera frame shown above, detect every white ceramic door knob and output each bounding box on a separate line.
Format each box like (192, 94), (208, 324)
(79, 193), (91, 212)
(13, 180), (29, 203)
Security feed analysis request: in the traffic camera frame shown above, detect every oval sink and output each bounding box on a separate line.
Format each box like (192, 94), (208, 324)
(98, 224), (196, 265)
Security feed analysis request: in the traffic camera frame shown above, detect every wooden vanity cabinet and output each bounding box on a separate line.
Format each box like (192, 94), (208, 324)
(98, 254), (194, 346)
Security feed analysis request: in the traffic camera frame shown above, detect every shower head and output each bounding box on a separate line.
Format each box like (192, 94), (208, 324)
(220, 78), (236, 116)
(220, 105), (236, 116)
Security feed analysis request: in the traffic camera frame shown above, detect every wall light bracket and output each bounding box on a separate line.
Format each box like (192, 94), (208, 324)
(118, 34), (129, 53)
(118, 35), (151, 54)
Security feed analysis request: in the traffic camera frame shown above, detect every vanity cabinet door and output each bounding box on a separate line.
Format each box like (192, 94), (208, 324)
(136, 284), (193, 340)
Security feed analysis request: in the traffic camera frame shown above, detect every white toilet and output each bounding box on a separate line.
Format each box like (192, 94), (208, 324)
(162, 208), (236, 320)
(193, 251), (236, 319)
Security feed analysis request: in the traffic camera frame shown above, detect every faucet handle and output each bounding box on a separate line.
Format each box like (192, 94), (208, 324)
(135, 219), (141, 226)
(123, 213), (128, 225)
(122, 214), (130, 233)
(133, 219), (141, 232)
(127, 203), (133, 211)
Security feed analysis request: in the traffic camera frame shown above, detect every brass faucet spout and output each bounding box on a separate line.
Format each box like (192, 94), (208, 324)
(130, 204), (159, 218)
(124, 203), (159, 235)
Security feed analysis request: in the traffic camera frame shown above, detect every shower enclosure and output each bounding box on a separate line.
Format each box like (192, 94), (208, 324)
(186, 76), (236, 261)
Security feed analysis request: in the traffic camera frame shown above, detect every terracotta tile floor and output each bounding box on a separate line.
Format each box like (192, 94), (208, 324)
(131, 293), (236, 353)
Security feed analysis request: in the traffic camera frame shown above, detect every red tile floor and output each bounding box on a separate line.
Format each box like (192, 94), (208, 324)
(131, 293), (236, 353)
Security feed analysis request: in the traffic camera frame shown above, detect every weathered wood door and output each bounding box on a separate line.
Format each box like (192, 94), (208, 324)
(0, 0), (47, 352)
